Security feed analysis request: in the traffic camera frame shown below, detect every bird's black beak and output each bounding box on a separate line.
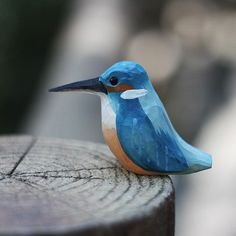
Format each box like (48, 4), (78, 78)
(49, 77), (107, 94)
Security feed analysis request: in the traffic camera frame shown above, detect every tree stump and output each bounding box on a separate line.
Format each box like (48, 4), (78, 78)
(0, 136), (175, 236)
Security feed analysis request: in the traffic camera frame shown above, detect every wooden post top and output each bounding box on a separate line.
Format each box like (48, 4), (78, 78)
(0, 136), (175, 236)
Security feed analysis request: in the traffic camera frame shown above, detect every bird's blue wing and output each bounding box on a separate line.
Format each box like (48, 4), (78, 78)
(116, 100), (188, 173)
(140, 97), (212, 173)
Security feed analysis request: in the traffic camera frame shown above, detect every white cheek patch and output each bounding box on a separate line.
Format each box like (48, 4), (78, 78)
(120, 89), (148, 99)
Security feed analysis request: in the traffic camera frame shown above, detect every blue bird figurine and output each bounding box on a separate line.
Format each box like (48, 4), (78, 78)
(50, 61), (212, 175)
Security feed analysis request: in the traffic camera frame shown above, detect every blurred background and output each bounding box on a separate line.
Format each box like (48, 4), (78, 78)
(0, 0), (235, 235)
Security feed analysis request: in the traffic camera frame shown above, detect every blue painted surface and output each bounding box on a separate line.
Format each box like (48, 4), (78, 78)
(100, 61), (212, 174)
(116, 98), (188, 173)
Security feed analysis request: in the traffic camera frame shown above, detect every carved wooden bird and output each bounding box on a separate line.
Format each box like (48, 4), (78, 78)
(50, 61), (212, 175)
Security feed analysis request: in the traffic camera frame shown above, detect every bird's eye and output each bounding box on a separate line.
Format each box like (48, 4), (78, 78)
(109, 76), (118, 86)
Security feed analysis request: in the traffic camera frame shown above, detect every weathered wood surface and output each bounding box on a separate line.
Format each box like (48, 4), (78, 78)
(0, 136), (175, 236)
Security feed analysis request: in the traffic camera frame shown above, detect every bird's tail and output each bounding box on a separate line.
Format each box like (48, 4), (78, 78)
(177, 136), (212, 174)
(186, 151), (212, 174)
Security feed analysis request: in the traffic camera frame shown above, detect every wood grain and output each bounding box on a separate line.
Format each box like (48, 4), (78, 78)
(0, 136), (175, 236)
(0, 135), (34, 175)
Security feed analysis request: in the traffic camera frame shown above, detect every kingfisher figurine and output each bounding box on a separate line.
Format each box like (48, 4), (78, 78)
(50, 61), (212, 175)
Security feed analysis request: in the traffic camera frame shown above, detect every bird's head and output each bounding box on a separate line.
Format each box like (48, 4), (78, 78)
(50, 61), (152, 102)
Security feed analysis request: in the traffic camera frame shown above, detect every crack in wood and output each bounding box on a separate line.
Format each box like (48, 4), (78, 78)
(7, 137), (37, 176)
(62, 165), (106, 193)
(11, 176), (44, 190)
(14, 174), (104, 180)
(12, 166), (119, 177)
